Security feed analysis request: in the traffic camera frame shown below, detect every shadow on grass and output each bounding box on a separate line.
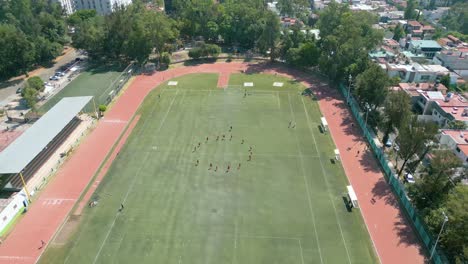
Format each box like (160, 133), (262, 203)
(87, 62), (126, 75)
(341, 196), (353, 212)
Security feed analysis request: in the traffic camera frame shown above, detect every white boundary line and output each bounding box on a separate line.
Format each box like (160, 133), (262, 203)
(91, 90), (180, 264)
(277, 91), (281, 109)
(287, 93), (324, 264)
(301, 97), (352, 264)
(297, 239), (305, 264)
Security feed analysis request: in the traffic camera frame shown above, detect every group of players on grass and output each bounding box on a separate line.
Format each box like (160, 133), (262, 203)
(193, 126), (253, 173)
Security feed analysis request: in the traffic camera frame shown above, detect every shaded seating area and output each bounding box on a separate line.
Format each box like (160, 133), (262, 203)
(0, 96), (93, 193)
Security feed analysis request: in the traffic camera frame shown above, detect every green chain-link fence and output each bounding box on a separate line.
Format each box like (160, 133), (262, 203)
(338, 83), (448, 264)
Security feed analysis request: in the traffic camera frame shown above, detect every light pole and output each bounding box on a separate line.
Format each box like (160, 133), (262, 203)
(346, 74), (352, 103)
(430, 211), (448, 260)
(364, 105), (370, 127)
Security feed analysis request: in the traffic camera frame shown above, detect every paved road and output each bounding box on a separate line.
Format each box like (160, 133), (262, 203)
(0, 48), (79, 107)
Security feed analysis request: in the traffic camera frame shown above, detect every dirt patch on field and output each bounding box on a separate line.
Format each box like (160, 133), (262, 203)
(51, 215), (81, 246)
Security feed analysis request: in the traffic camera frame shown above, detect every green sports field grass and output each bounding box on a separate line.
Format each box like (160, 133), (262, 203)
(39, 64), (125, 113)
(40, 73), (378, 264)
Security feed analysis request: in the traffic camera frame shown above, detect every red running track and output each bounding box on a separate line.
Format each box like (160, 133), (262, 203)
(0, 62), (424, 264)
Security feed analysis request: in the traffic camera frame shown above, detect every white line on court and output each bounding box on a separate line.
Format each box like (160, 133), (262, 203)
(301, 97), (352, 264)
(287, 93), (324, 264)
(91, 90), (180, 264)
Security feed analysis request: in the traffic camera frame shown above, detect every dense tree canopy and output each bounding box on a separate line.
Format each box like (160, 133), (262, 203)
(317, 3), (383, 81)
(72, 3), (178, 64)
(354, 63), (390, 110)
(441, 2), (468, 34)
(0, 0), (67, 80)
(396, 116), (439, 176)
(408, 150), (462, 211)
(381, 90), (412, 144)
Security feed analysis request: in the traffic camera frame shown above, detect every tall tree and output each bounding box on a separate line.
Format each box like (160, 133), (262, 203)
(277, 0), (309, 17)
(393, 24), (404, 41)
(124, 16), (152, 65)
(381, 90), (412, 144)
(396, 116), (439, 176)
(408, 150), (462, 210)
(257, 11), (281, 61)
(0, 24), (35, 78)
(354, 63), (390, 110)
(440, 186), (468, 262)
(317, 3), (383, 81)
(440, 2), (468, 34)
(404, 0), (417, 20)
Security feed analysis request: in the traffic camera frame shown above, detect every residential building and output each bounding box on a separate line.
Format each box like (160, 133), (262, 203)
(437, 38), (456, 48)
(439, 130), (468, 165)
(383, 38), (400, 51)
(422, 7), (449, 23)
(267, 1), (279, 15)
(401, 51), (427, 63)
(419, 0), (449, 8)
(74, 0), (132, 15)
(408, 40), (442, 59)
(397, 83), (468, 127)
(406, 20), (423, 37)
(384, 62), (450, 83)
(447, 35), (462, 45)
(433, 50), (468, 79)
(378, 11), (404, 22)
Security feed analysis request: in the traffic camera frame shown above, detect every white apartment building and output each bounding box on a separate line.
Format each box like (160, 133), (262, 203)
(54, 0), (74, 15)
(74, 0), (132, 15)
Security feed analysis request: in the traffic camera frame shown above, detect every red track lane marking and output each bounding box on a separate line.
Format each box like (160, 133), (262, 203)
(0, 62), (424, 264)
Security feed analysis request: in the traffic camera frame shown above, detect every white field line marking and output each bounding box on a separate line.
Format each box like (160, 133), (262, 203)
(190, 152), (319, 159)
(64, 86), (170, 264)
(92, 90), (180, 264)
(168, 89), (294, 93)
(287, 93), (324, 264)
(301, 97), (352, 264)
(233, 222), (238, 264)
(277, 91), (281, 109)
(297, 239), (305, 264)
(238, 234), (299, 240)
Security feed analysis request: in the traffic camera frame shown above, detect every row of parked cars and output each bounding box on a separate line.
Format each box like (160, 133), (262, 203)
(49, 57), (84, 81)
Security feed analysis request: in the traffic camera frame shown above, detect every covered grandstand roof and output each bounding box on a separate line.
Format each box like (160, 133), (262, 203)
(0, 96), (92, 174)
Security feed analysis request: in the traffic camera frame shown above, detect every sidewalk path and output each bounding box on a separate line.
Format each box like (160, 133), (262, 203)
(0, 62), (424, 264)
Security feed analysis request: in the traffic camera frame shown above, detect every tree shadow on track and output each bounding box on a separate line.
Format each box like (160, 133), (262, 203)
(371, 178), (400, 209)
(393, 211), (429, 258)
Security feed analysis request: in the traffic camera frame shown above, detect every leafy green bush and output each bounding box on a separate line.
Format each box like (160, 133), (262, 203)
(188, 48), (202, 59)
(98, 104), (107, 112)
(160, 52), (171, 65)
(26, 76), (45, 92)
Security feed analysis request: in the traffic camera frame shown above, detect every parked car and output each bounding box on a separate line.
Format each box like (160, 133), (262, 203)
(385, 139), (392, 147)
(404, 172), (416, 184)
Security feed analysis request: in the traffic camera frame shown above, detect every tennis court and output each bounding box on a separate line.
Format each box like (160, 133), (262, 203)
(40, 73), (377, 264)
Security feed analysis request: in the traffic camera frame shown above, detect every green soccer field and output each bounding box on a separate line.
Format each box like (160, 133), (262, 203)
(40, 73), (378, 264)
(39, 64), (125, 113)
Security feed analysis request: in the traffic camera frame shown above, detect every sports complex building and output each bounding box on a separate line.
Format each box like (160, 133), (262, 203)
(0, 96), (92, 232)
